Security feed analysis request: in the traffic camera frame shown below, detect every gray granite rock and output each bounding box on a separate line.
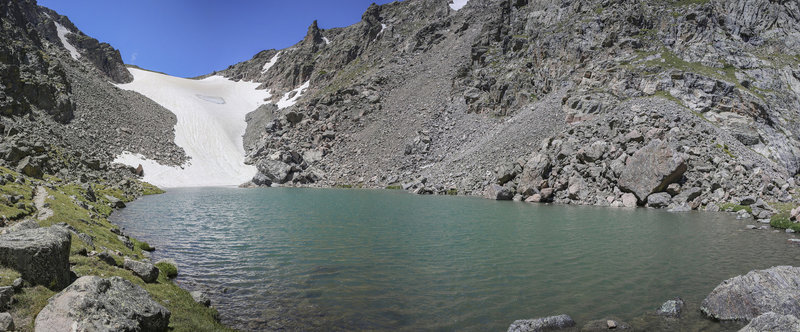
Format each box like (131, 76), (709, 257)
(35, 276), (170, 332)
(0, 226), (70, 289)
(701, 266), (800, 321)
(508, 314), (575, 332)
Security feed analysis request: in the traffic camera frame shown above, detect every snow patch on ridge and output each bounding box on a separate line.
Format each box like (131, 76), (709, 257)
(277, 81), (310, 109)
(113, 68), (271, 187)
(323, 37), (331, 45)
(54, 22), (80, 60)
(449, 0), (469, 11)
(262, 51), (281, 73)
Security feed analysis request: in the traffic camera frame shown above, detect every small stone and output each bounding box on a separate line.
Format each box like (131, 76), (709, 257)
(746, 225), (758, 229)
(621, 193), (637, 208)
(607, 320), (617, 328)
(190, 290), (211, 307)
(11, 278), (22, 291)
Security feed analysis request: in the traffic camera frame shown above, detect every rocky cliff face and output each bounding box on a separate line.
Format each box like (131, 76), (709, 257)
(0, 0), (185, 186)
(216, 0), (800, 212)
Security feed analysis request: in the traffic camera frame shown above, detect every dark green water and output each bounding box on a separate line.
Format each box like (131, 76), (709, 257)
(110, 187), (800, 331)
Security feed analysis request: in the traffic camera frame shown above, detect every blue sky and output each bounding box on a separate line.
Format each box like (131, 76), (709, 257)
(39, 0), (396, 78)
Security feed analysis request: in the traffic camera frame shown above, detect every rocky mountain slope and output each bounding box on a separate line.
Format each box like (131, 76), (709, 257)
(217, 0), (800, 216)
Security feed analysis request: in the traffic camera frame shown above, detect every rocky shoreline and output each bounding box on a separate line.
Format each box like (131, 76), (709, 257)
(507, 265), (800, 332)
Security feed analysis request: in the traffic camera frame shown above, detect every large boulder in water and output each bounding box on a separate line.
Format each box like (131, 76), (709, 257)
(0, 226), (71, 289)
(35, 276), (170, 332)
(738, 311), (800, 332)
(618, 139), (687, 202)
(701, 266), (800, 321)
(508, 314), (575, 332)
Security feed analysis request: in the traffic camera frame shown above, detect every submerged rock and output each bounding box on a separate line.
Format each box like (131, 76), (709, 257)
(508, 314), (575, 332)
(0, 226), (71, 289)
(581, 317), (632, 330)
(35, 276), (170, 332)
(656, 297), (684, 317)
(701, 266), (800, 321)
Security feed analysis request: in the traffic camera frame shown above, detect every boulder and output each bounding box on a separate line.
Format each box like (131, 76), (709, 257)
(701, 266), (800, 321)
(104, 195), (126, 209)
(656, 297), (684, 317)
(0, 286), (12, 310)
(0, 226), (71, 289)
(123, 258), (159, 283)
(518, 153), (551, 193)
(0, 312), (13, 332)
(4, 219), (39, 233)
(484, 184), (513, 200)
(621, 193), (638, 207)
(646, 192), (672, 208)
(257, 159), (293, 184)
(35, 276), (170, 332)
(508, 314), (575, 332)
(738, 311), (800, 332)
(96, 251), (118, 266)
(618, 139), (687, 202)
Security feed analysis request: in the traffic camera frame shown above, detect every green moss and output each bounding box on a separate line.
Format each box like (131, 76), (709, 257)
(714, 143), (736, 159)
(385, 185), (402, 190)
(135, 239), (155, 252)
(0, 268), (20, 287)
(719, 202), (752, 213)
(142, 182), (165, 195)
(447, 188), (458, 195)
(0, 168), (35, 220)
(156, 261), (179, 279)
(336, 184), (353, 189)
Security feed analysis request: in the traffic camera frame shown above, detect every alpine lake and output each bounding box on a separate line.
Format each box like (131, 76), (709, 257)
(109, 187), (800, 331)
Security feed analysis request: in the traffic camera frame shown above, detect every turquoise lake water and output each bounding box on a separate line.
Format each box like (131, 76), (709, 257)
(110, 187), (800, 331)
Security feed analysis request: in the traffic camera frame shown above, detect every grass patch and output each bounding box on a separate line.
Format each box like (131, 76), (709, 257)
(155, 261), (179, 279)
(714, 143), (736, 159)
(71, 255), (230, 331)
(0, 268), (20, 287)
(720, 202), (752, 213)
(768, 203), (800, 231)
(142, 182), (165, 195)
(336, 184), (353, 189)
(10, 285), (55, 331)
(385, 185), (402, 190)
(0, 168), (35, 220)
(446, 188), (458, 195)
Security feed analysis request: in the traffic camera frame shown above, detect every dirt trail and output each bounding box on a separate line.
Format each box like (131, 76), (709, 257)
(33, 186), (53, 221)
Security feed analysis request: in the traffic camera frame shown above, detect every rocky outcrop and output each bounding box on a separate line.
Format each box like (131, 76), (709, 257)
(508, 314), (575, 332)
(618, 139), (687, 203)
(123, 258), (159, 283)
(0, 226), (71, 289)
(738, 311), (800, 332)
(35, 276), (170, 332)
(701, 266), (800, 321)
(0, 312), (13, 331)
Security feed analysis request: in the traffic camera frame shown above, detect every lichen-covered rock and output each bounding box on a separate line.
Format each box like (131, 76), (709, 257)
(508, 314), (575, 332)
(618, 139), (687, 202)
(0, 226), (71, 289)
(738, 311), (800, 332)
(701, 266), (800, 321)
(123, 258), (159, 283)
(35, 276), (170, 332)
